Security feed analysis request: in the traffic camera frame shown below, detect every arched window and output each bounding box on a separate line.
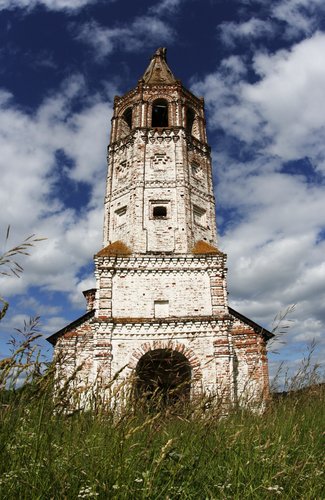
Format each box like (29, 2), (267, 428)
(152, 99), (168, 127)
(186, 107), (195, 135)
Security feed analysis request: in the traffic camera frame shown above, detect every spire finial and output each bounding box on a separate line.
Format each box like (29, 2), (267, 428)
(154, 47), (167, 60)
(141, 47), (175, 84)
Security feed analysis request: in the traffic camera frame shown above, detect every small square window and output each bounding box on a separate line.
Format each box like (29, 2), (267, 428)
(150, 200), (170, 219)
(153, 206), (167, 218)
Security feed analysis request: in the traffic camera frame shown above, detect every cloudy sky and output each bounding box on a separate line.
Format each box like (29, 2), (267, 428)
(0, 0), (324, 383)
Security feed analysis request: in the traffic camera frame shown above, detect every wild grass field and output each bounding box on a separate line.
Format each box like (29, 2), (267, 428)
(0, 355), (324, 499)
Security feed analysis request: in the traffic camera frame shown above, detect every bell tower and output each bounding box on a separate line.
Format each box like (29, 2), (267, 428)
(95, 48), (228, 337)
(103, 47), (217, 255)
(49, 48), (272, 409)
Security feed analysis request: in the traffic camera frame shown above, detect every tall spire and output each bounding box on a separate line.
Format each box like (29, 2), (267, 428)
(141, 47), (176, 84)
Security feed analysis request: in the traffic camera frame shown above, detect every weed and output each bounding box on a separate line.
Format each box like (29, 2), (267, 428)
(0, 337), (323, 499)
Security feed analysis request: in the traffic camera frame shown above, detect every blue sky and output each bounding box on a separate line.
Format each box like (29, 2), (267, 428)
(0, 0), (324, 384)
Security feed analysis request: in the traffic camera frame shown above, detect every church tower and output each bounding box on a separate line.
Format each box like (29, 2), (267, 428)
(48, 49), (272, 408)
(103, 47), (217, 256)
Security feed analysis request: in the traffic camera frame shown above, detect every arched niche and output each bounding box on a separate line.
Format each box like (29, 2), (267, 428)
(152, 99), (169, 127)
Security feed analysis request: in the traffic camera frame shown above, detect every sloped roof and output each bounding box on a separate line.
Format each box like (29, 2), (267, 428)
(192, 240), (224, 255)
(229, 307), (274, 341)
(95, 241), (132, 257)
(141, 47), (176, 85)
(47, 310), (95, 346)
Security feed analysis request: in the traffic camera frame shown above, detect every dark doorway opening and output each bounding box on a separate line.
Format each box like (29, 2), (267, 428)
(152, 99), (169, 127)
(135, 349), (191, 408)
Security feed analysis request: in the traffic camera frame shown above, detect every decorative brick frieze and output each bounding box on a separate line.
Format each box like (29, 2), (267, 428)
(95, 254), (226, 269)
(93, 315), (231, 335)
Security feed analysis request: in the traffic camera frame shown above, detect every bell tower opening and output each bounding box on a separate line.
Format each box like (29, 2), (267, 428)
(123, 107), (132, 129)
(135, 349), (191, 407)
(152, 99), (168, 127)
(117, 107), (132, 139)
(186, 107), (195, 135)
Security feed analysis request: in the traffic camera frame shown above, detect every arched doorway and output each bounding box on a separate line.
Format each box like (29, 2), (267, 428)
(135, 349), (191, 407)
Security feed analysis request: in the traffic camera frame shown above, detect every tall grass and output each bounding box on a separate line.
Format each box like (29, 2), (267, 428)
(0, 350), (323, 499)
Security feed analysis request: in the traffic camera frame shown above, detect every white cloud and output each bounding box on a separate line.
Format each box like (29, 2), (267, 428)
(76, 16), (174, 60)
(69, 275), (96, 307)
(194, 32), (325, 170)
(246, 33), (325, 166)
(0, 0), (100, 12)
(0, 0), (186, 14)
(149, 0), (185, 15)
(219, 18), (274, 48)
(17, 296), (62, 316)
(0, 0), (188, 15)
(272, 0), (325, 39)
(217, 161), (325, 351)
(0, 74), (114, 302)
(219, 0), (325, 47)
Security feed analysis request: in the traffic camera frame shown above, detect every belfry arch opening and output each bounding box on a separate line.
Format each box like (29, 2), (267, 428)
(186, 107), (195, 134)
(152, 99), (169, 127)
(123, 107), (132, 129)
(135, 349), (191, 407)
(118, 107), (132, 138)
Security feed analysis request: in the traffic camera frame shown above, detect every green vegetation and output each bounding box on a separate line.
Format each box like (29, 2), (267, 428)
(0, 357), (324, 499)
